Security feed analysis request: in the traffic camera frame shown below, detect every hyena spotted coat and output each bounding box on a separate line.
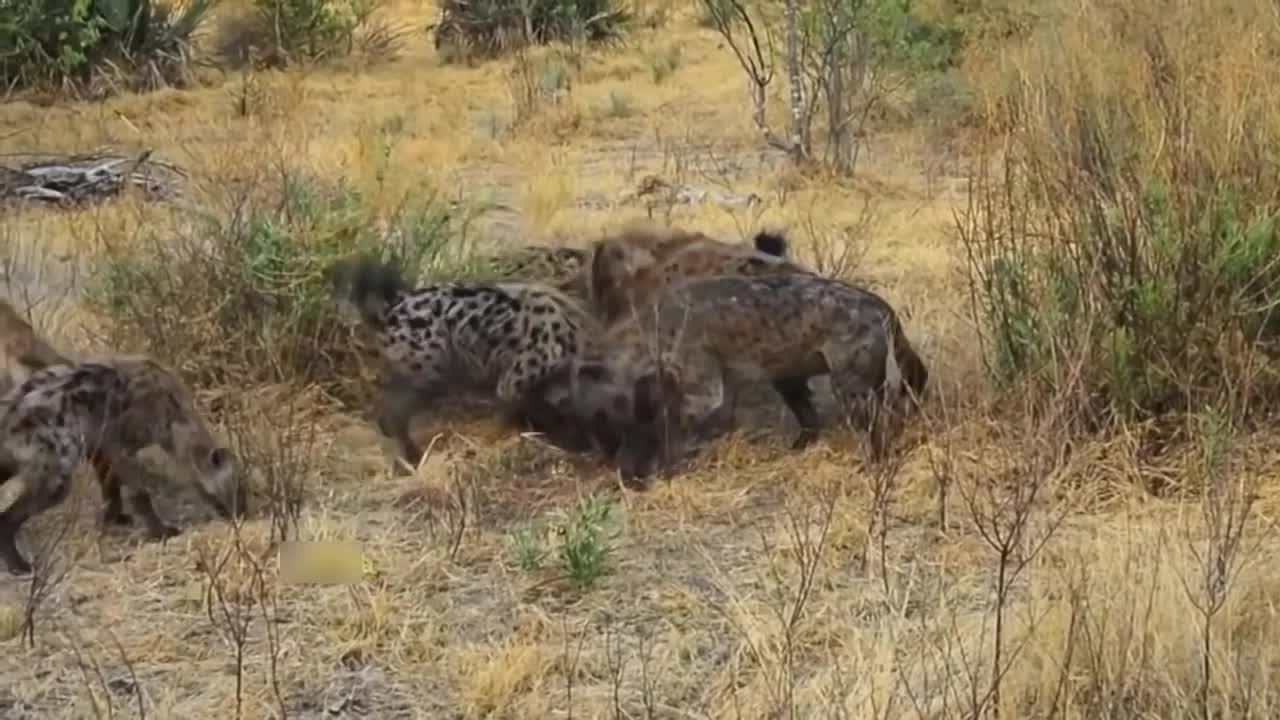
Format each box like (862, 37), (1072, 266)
(330, 254), (604, 465)
(0, 356), (243, 574)
(558, 272), (929, 484)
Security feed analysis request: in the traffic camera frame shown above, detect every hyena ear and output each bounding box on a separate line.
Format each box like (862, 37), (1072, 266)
(209, 447), (233, 470)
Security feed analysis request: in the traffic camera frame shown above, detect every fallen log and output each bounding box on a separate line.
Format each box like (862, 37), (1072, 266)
(0, 149), (185, 207)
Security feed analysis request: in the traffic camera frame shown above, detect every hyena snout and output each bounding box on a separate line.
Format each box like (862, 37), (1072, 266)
(614, 370), (684, 487)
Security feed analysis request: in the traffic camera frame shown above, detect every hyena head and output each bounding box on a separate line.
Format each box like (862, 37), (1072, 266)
(327, 254), (407, 328)
(569, 355), (685, 486)
(170, 416), (244, 520)
(877, 311), (930, 413)
(582, 223), (718, 322)
(586, 226), (800, 325)
(586, 235), (659, 324)
(119, 358), (246, 520)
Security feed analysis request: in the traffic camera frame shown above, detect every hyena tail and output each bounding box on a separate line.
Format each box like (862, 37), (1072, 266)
(752, 229), (789, 258)
(330, 254), (408, 328)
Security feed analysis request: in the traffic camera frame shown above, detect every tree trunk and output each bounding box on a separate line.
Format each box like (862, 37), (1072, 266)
(831, 28), (869, 175)
(829, 33), (849, 172)
(783, 0), (807, 162)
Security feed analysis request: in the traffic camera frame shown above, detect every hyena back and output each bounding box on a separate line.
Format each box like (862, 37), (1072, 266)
(565, 272), (929, 483)
(583, 222), (808, 325)
(329, 254), (603, 466)
(0, 356), (242, 574)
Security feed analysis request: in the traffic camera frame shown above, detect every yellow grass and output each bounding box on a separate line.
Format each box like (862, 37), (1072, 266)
(2, 0), (1280, 717)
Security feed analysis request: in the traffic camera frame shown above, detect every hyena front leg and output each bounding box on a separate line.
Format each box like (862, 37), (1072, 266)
(692, 365), (745, 442)
(88, 450), (131, 527)
(376, 374), (442, 471)
(824, 341), (892, 460)
(772, 376), (823, 450)
(0, 457), (76, 576)
(100, 450), (181, 540)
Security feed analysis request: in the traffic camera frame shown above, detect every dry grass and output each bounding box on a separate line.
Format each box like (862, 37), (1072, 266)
(2, 0), (1279, 718)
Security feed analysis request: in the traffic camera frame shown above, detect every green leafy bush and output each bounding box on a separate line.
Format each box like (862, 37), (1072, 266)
(960, 0), (1280, 428)
(86, 171), (488, 402)
(215, 0), (387, 67)
(0, 0), (217, 94)
(433, 0), (629, 62)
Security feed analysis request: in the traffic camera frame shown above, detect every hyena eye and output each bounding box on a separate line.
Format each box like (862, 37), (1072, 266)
(209, 447), (232, 469)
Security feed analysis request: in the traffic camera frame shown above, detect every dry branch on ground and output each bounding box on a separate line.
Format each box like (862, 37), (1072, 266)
(0, 150), (185, 207)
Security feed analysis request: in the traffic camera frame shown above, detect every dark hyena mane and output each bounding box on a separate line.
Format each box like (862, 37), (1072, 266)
(330, 254), (601, 467)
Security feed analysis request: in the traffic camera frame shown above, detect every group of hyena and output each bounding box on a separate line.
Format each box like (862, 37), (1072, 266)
(330, 221), (929, 483)
(0, 221), (926, 577)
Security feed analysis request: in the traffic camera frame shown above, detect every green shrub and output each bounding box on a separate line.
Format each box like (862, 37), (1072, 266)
(0, 0), (217, 94)
(433, 0), (629, 62)
(505, 495), (620, 587)
(215, 0), (385, 67)
(85, 171), (491, 402)
(506, 47), (574, 126)
(937, 0), (1049, 47)
(960, 0), (1280, 428)
(553, 494), (619, 587)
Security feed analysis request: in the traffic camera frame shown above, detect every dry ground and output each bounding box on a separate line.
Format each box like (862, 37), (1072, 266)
(1, 1), (1279, 718)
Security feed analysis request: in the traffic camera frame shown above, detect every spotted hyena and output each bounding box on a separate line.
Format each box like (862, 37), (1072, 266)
(329, 254), (603, 466)
(0, 298), (72, 395)
(581, 222), (806, 325)
(0, 356), (243, 574)
(558, 272), (929, 484)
